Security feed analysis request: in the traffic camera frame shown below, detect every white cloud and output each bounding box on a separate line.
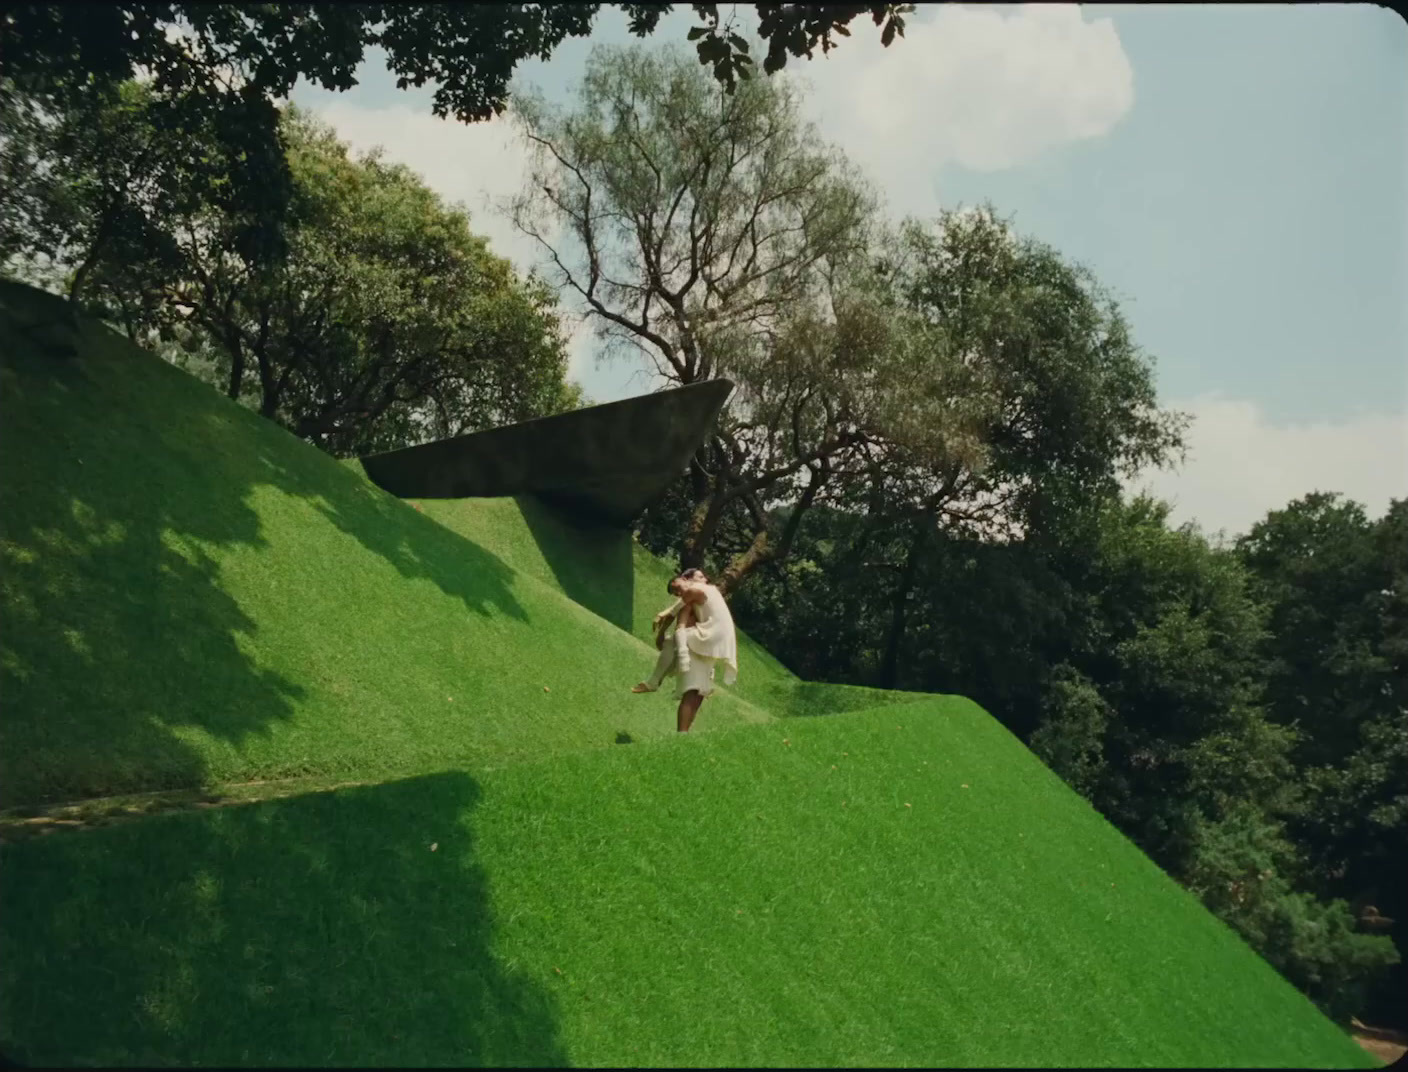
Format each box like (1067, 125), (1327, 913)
(795, 4), (1134, 217)
(307, 100), (542, 272)
(1127, 396), (1408, 540)
(301, 99), (617, 387)
(301, 5), (1136, 392)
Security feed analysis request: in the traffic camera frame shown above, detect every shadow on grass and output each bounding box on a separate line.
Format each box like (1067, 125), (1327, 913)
(780, 681), (930, 718)
(0, 771), (568, 1067)
(0, 282), (527, 805)
(516, 493), (634, 631)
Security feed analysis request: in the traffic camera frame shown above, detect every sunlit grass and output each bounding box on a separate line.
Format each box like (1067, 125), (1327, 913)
(0, 705), (1374, 1068)
(0, 280), (1373, 1068)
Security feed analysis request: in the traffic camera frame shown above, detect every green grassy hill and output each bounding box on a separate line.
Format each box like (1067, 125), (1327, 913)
(0, 281), (777, 808)
(0, 280), (1375, 1067)
(415, 491), (923, 720)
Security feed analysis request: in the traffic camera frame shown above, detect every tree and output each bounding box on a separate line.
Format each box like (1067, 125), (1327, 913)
(2, 2), (915, 264)
(1236, 493), (1407, 1026)
(2, 4), (915, 123)
(510, 43), (968, 590)
(1235, 494), (1405, 899)
(68, 100), (575, 456)
(1026, 498), (1289, 863)
(1236, 493), (1397, 769)
(0, 77), (232, 304)
(794, 207), (1186, 680)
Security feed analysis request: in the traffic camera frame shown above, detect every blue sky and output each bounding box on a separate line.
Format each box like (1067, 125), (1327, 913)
(938, 4), (1407, 426)
(290, 4), (1406, 537)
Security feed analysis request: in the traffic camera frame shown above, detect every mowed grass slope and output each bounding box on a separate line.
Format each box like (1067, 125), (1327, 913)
(0, 280), (1373, 1068)
(413, 491), (924, 720)
(0, 281), (770, 807)
(0, 702), (1373, 1068)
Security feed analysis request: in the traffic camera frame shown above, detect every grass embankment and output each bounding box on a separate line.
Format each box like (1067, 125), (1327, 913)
(0, 280), (1374, 1068)
(0, 281), (774, 808)
(0, 702), (1374, 1068)
(415, 491), (928, 720)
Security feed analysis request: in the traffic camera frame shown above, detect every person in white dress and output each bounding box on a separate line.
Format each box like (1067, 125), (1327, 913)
(632, 570), (738, 732)
(634, 568), (703, 693)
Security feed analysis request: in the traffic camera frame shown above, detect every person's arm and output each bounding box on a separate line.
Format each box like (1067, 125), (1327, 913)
(653, 598), (684, 631)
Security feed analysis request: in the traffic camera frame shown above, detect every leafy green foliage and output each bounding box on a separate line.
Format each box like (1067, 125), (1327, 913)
(6, 90), (578, 456)
(1, 2), (918, 266)
(0, 78), (239, 300)
(1236, 493), (1408, 1025)
(1183, 801), (1399, 1023)
(3, 4), (915, 122)
(883, 208), (1187, 540)
(1028, 664), (1112, 799)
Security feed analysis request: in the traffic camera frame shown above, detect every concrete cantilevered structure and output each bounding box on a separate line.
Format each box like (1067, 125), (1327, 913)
(359, 380), (734, 528)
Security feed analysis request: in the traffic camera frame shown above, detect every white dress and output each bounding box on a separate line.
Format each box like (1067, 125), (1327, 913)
(680, 583), (738, 687)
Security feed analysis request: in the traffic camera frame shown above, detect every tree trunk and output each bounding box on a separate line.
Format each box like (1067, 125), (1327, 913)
(68, 195), (126, 304)
(254, 311), (280, 419)
(880, 521), (925, 690)
(67, 237), (108, 304)
(718, 527), (771, 598)
(772, 463), (827, 566)
(224, 331), (247, 401)
(681, 480), (730, 571)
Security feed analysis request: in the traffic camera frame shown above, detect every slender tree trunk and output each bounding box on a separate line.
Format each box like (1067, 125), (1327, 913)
(254, 308), (280, 419)
(67, 234), (109, 304)
(681, 480), (730, 570)
(773, 463), (827, 564)
(67, 254), (98, 305)
(67, 192), (130, 304)
(880, 521), (925, 690)
(224, 331), (247, 401)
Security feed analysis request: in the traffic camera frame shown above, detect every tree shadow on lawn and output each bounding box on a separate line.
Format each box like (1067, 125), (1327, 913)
(0, 283), (528, 806)
(0, 771), (568, 1068)
(515, 493), (635, 631)
(254, 446), (532, 628)
(779, 681), (932, 718)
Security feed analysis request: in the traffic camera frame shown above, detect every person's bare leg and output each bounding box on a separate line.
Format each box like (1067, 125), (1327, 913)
(677, 689), (704, 732)
(634, 642), (676, 693)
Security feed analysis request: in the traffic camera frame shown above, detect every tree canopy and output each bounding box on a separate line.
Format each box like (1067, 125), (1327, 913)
(2, 3), (915, 261)
(513, 45), (1184, 593)
(2, 80), (577, 456)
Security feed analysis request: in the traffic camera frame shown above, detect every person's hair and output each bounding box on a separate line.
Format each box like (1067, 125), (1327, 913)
(668, 569), (703, 595)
